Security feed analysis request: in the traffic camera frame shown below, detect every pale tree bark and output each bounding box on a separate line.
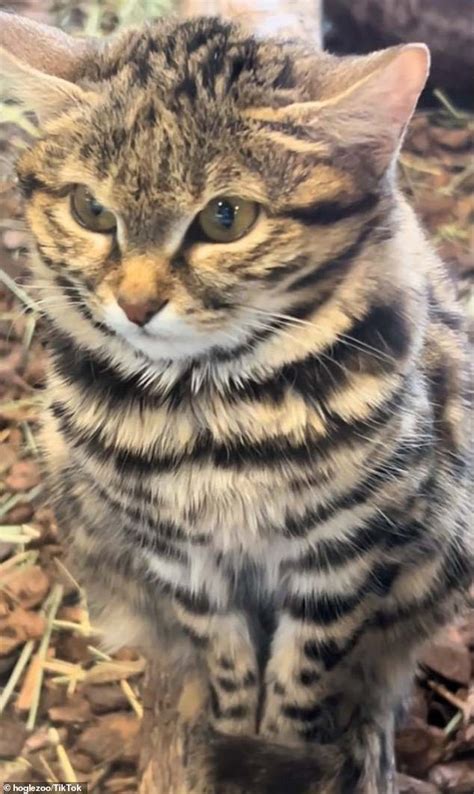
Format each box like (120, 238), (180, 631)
(180, 0), (322, 45)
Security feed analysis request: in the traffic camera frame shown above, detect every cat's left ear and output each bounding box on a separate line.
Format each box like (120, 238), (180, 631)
(0, 12), (99, 122)
(249, 44), (430, 173)
(308, 43), (430, 170)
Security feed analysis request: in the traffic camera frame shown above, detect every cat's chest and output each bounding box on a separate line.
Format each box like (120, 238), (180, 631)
(104, 403), (310, 554)
(148, 465), (297, 555)
(144, 479), (299, 600)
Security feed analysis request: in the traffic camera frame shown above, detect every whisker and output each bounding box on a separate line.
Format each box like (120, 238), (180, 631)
(239, 306), (396, 366)
(335, 333), (396, 365)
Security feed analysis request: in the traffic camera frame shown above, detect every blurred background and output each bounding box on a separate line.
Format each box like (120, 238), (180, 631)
(0, 2), (472, 792)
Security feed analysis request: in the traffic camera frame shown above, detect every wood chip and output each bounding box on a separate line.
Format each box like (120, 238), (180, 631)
(395, 722), (446, 777)
(5, 459), (41, 492)
(84, 683), (130, 714)
(48, 698), (92, 724)
(76, 712), (140, 764)
(0, 607), (45, 656)
(3, 564), (50, 609)
(0, 716), (27, 758)
(429, 761), (474, 792)
(15, 651), (42, 712)
(421, 635), (471, 686)
(397, 773), (441, 793)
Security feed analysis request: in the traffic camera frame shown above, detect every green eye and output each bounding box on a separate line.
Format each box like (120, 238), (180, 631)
(71, 185), (116, 233)
(198, 196), (259, 243)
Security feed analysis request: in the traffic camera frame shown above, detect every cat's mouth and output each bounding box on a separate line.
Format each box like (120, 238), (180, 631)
(121, 326), (250, 363)
(102, 300), (253, 362)
(138, 326), (170, 340)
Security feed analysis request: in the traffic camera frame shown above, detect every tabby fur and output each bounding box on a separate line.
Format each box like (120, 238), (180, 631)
(2, 14), (472, 793)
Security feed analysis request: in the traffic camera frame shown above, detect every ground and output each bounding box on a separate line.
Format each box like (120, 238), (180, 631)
(0, 3), (473, 792)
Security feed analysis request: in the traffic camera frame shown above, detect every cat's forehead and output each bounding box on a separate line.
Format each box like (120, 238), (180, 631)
(28, 18), (362, 228)
(87, 17), (324, 107)
(56, 20), (328, 201)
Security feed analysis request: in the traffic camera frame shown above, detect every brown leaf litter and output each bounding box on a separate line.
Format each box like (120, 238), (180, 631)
(0, 12), (473, 793)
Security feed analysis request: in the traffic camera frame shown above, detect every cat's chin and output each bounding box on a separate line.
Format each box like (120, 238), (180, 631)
(105, 325), (245, 363)
(122, 330), (236, 362)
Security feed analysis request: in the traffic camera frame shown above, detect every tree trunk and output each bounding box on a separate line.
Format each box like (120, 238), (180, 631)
(324, 0), (474, 98)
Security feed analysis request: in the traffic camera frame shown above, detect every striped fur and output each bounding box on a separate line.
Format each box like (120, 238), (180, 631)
(13, 17), (472, 793)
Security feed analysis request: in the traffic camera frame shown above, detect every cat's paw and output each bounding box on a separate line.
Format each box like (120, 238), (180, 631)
(208, 664), (259, 736)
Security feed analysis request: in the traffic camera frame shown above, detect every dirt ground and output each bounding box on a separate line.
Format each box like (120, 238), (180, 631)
(0, 3), (473, 792)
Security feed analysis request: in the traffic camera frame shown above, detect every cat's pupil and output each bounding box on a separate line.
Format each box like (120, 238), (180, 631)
(88, 196), (104, 216)
(215, 200), (235, 229)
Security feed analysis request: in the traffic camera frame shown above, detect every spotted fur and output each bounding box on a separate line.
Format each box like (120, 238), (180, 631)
(7, 15), (473, 793)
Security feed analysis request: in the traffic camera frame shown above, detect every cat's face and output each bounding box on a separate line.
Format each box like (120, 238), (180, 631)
(14, 19), (428, 363)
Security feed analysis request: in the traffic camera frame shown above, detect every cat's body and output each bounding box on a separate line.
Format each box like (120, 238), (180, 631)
(1, 14), (472, 793)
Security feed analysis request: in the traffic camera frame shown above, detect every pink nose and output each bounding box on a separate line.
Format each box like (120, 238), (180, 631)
(117, 297), (168, 327)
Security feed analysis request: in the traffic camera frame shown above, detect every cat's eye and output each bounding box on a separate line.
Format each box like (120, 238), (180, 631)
(198, 196), (259, 243)
(70, 185), (117, 233)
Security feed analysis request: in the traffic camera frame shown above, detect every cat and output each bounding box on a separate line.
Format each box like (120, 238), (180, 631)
(1, 12), (472, 794)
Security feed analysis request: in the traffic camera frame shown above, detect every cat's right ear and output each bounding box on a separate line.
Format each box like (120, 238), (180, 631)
(0, 13), (98, 122)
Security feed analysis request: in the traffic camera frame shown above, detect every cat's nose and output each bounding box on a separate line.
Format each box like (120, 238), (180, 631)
(117, 296), (168, 327)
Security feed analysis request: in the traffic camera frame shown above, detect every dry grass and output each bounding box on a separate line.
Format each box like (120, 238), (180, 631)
(0, 3), (472, 791)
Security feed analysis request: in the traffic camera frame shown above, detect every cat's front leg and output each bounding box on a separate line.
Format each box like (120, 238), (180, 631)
(172, 597), (259, 736)
(259, 612), (398, 793)
(259, 612), (347, 744)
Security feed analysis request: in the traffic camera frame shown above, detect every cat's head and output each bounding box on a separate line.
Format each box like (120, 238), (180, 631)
(1, 14), (429, 364)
